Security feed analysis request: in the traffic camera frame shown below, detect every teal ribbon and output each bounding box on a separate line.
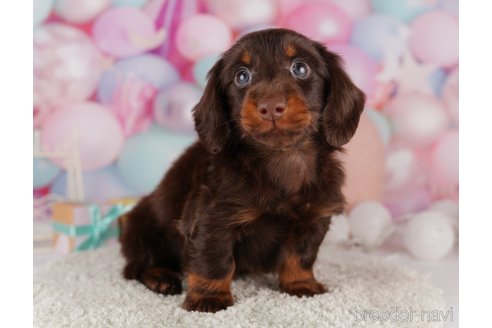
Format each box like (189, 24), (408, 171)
(52, 203), (133, 252)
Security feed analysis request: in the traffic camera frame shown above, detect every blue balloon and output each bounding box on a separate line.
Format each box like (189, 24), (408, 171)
(97, 54), (180, 103)
(371, 0), (436, 23)
(116, 126), (196, 193)
(429, 69), (447, 98)
(192, 54), (221, 89)
(34, 158), (61, 189)
(112, 0), (147, 7)
(34, 0), (54, 28)
(350, 14), (407, 61)
(51, 166), (140, 201)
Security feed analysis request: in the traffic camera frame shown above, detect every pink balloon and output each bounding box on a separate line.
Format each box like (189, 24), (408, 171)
(442, 67), (459, 125)
(410, 11), (458, 67)
(341, 113), (385, 211)
(34, 24), (104, 127)
(92, 7), (165, 58)
(329, 0), (371, 20)
(153, 83), (202, 133)
(54, 0), (111, 23)
(385, 93), (449, 148)
(176, 14), (232, 61)
(206, 0), (277, 29)
(429, 130), (458, 199)
(41, 102), (124, 171)
(281, 2), (352, 43)
(329, 44), (379, 99)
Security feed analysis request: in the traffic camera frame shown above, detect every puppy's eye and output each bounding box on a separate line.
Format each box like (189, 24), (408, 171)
(291, 60), (310, 79)
(235, 68), (251, 87)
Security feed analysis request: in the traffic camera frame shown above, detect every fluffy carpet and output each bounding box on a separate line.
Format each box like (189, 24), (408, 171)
(34, 242), (446, 328)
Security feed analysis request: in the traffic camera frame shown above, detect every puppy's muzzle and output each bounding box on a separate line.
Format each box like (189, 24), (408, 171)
(257, 97), (286, 121)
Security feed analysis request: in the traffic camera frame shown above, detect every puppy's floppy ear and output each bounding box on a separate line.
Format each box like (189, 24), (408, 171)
(192, 58), (231, 154)
(315, 43), (365, 147)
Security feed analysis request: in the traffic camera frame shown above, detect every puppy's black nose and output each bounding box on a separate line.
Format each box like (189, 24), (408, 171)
(257, 98), (286, 121)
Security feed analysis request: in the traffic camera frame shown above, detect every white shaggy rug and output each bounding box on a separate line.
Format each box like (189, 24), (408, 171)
(34, 242), (446, 328)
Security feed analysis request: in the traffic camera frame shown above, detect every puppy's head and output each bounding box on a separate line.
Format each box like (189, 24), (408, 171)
(193, 28), (365, 153)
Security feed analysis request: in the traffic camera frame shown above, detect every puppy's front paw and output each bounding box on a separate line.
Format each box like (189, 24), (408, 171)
(280, 279), (327, 298)
(182, 292), (234, 313)
(140, 268), (182, 295)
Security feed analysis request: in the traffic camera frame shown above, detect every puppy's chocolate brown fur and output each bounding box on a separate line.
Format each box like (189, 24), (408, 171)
(120, 29), (365, 313)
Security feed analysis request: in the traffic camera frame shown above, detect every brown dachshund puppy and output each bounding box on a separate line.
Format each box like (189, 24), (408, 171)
(120, 28), (365, 313)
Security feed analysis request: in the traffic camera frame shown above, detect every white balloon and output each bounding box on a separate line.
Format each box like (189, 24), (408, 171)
(348, 201), (394, 247)
(403, 211), (455, 261)
(55, 0), (111, 23)
(325, 214), (350, 244)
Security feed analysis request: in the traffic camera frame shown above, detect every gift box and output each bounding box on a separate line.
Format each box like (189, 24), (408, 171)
(51, 201), (135, 253)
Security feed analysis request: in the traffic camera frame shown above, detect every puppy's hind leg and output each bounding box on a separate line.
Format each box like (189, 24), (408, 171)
(120, 196), (184, 295)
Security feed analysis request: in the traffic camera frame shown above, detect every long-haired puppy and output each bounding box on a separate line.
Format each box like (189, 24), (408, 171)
(120, 28), (365, 313)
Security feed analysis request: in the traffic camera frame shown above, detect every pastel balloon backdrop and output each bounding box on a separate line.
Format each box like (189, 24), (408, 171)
(54, 0), (111, 24)
(409, 11), (459, 67)
(41, 102), (124, 171)
(175, 14), (232, 61)
(33, 158), (62, 189)
(97, 54), (179, 104)
(192, 53), (221, 88)
(153, 83), (202, 133)
(350, 14), (408, 60)
(442, 68), (459, 125)
(371, 0), (436, 23)
(117, 126), (195, 193)
(34, 24), (104, 126)
(206, 0), (277, 29)
(281, 2), (352, 43)
(385, 93), (448, 148)
(92, 7), (166, 58)
(429, 130), (458, 199)
(51, 166), (139, 201)
(34, 0), (54, 28)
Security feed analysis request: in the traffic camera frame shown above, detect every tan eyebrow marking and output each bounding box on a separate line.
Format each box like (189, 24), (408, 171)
(241, 51), (252, 65)
(285, 44), (297, 57)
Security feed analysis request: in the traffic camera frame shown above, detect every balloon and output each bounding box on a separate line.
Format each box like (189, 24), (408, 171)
(51, 166), (140, 201)
(409, 11), (459, 67)
(384, 147), (427, 194)
(192, 53), (221, 88)
(429, 68), (447, 98)
(92, 7), (165, 58)
(371, 0), (436, 23)
(442, 68), (459, 125)
(350, 14), (407, 60)
(329, 44), (379, 99)
(34, 24), (104, 126)
(34, 0), (54, 28)
(33, 158), (62, 189)
(54, 0), (111, 24)
(439, 0), (458, 16)
(281, 2), (351, 43)
(348, 201), (393, 247)
(153, 83), (202, 133)
(324, 214), (350, 244)
(176, 14), (232, 61)
(117, 126), (195, 193)
(384, 187), (433, 219)
(342, 114), (385, 210)
(206, 0), (277, 29)
(385, 93), (448, 148)
(237, 24), (277, 39)
(403, 211), (455, 260)
(329, 0), (371, 20)
(429, 130), (458, 199)
(97, 54), (180, 104)
(113, 0), (148, 7)
(365, 108), (392, 145)
(41, 102), (124, 171)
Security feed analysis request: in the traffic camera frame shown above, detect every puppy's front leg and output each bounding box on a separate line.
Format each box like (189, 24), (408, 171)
(279, 215), (332, 297)
(181, 207), (239, 313)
